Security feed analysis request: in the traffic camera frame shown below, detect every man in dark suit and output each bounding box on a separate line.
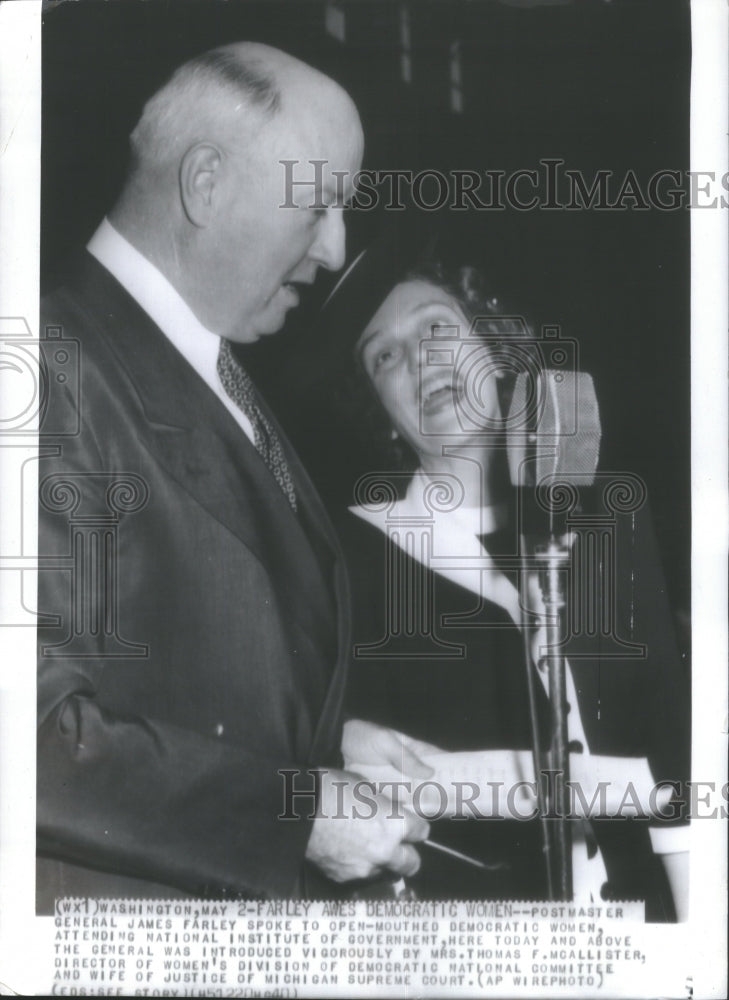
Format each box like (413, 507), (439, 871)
(36, 41), (431, 908)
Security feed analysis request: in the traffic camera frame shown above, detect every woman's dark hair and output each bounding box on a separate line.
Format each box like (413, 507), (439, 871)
(335, 248), (534, 478)
(400, 258), (521, 329)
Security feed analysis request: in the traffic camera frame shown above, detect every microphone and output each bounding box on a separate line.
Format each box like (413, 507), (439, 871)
(506, 369), (601, 490)
(505, 370), (602, 540)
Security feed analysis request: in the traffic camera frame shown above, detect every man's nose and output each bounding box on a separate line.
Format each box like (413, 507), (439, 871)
(309, 208), (346, 272)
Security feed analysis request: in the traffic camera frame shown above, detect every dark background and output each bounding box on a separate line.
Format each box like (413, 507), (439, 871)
(42, 0), (691, 629)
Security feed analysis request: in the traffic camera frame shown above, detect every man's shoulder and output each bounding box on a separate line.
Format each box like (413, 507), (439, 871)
(40, 251), (168, 392)
(39, 253), (155, 448)
(41, 252), (127, 332)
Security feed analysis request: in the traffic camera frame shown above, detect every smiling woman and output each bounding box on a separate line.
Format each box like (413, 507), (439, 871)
(356, 269), (527, 467)
(327, 239), (690, 916)
(331, 246), (531, 489)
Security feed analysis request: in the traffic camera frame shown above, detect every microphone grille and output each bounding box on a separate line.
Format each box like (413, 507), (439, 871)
(506, 370), (601, 486)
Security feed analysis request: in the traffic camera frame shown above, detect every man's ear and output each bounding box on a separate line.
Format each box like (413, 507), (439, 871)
(179, 143), (223, 227)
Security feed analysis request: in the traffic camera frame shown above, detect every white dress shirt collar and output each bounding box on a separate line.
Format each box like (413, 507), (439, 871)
(350, 468), (522, 624)
(87, 218), (255, 443)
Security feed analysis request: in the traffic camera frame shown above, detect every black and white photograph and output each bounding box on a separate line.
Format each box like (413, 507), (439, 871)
(0, 0), (726, 996)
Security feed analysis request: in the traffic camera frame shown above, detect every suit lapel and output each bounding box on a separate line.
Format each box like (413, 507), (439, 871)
(72, 254), (340, 648)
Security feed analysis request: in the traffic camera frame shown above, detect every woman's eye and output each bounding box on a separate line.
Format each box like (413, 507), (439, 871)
(373, 347), (397, 371)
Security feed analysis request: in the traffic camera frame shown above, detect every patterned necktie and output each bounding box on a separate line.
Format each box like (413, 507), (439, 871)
(217, 338), (297, 513)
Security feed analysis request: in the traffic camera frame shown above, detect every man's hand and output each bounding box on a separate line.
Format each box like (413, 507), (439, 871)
(305, 768), (430, 883)
(341, 719), (440, 781)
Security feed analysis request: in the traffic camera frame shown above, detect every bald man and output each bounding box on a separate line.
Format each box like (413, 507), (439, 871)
(37, 43), (430, 906)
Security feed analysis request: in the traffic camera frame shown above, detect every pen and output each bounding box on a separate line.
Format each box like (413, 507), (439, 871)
(389, 840), (508, 897)
(423, 838), (506, 871)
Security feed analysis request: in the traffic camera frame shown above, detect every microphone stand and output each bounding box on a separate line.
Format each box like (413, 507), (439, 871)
(519, 567), (555, 901)
(515, 417), (573, 899)
(534, 535), (573, 900)
(508, 365), (601, 902)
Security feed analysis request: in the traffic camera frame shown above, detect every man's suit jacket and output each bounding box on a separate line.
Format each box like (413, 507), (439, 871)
(36, 254), (349, 907)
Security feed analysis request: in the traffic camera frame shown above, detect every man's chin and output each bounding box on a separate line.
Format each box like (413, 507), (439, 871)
(225, 313), (289, 345)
